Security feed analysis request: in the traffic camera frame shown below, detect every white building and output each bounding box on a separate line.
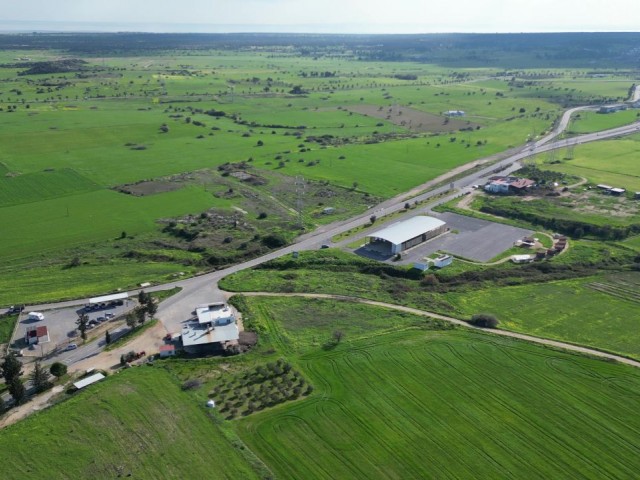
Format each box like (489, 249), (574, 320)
(181, 303), (239, 353)
(431, 254), (453, 268)
(366, 216), (447, 255)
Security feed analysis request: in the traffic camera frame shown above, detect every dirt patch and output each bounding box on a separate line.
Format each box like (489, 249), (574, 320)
(345, 104), (479, 133)
(113, 170), (214, 196)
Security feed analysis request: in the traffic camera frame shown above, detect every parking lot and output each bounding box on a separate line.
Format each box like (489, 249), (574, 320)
(12, 299), (136, 356)
(397, 212), (533, 263)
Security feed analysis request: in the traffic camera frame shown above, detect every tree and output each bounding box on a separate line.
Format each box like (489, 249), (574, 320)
(76, 312), (89, 341)
(30, 360), (51, 394)
(470, 313), (499, 328)
(145, 300), (158, 319)
(138, 289), (150, 306)
(369, 215), (377, 224)
(404, 202), (411, 210)
(125, 312), (137, 329)
(49, 362), (67, 379)
(135, 306), (147, 325)
(332, 330), (344, 343)
(0, 351), (22, 382)
(105, 330), (111, 345)
(7, 377), (26, 405)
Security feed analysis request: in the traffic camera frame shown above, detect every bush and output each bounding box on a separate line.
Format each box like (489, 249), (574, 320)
(470, 313), (499, 328)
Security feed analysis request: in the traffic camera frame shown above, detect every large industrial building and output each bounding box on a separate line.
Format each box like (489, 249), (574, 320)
(366, 216), (447, 255)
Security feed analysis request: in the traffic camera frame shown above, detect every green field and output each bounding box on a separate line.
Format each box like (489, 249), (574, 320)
(0, 367), (263, 479)
(221, 248), (640, 358)
(538, 134), (640, 192)
(445, 274), (640, 359)
(569, 109), (640, 134)
(236, 305), (640, 479)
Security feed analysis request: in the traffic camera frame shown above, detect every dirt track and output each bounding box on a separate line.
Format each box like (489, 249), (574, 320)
(239, 292), (640, 369)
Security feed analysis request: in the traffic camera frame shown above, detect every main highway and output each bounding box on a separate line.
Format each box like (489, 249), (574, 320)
(14, 106), (640, 349)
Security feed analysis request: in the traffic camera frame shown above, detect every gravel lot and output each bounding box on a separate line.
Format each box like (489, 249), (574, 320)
(12, 300), (136, 356)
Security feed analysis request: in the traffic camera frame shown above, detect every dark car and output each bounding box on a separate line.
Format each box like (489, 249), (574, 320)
(8, 305), (25, 314)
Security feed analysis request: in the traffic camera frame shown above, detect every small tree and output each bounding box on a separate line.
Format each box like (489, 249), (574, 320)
(145, 300), (158, 319)
(125, 312), (137, 329)
(30, 360), (52, 394)
(1, 351), (22, 382)
(470, 313), (499, 328)
(8, 377), (26, 405)
(49, 362), (67, 380)
(105, 330), (111, 345)
(404, 202), (411, 210)
(138, 290), (151, 306)
(134, 306), (147, 325)
(369, 215), (377, 224)
(332, 330), (344, 344)
(76, 312), (89, 341)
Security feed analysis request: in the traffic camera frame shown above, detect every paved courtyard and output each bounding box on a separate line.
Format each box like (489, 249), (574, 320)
(391, 211), (533, 263)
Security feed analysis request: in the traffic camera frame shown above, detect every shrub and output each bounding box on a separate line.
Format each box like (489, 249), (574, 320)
(470, 313), (499, 328)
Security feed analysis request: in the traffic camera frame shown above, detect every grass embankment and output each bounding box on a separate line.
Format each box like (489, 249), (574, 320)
(0, 314), (18, 344)
(235, 297), (640, 479)
(0, 367), (262, 479)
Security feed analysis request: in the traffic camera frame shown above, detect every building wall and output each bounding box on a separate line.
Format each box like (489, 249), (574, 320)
(398, 224), (447, 253)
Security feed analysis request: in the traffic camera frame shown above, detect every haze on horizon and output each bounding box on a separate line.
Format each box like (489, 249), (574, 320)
(3, 0), (639, 34)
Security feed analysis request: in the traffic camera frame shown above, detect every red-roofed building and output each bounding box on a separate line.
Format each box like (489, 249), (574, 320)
(25, 325), (50, 345)
(159, 344), (176, 358)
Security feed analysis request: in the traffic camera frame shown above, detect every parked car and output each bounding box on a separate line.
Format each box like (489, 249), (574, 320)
(96, 316), (105, 322)
(105, 313), (114, 319)
(27, 312), (45, 321)
(65, 344), (78, 351)
(8, 305), (25, 314)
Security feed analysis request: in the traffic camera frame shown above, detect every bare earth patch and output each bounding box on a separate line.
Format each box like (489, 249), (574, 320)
(345, 104), (479, 133)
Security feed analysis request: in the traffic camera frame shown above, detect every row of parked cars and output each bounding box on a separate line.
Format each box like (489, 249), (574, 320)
(83, 300), (124, 313)
(87, 312), (115, 328)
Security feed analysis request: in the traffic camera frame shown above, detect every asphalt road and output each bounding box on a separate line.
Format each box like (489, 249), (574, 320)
(14, 110), (640, 362)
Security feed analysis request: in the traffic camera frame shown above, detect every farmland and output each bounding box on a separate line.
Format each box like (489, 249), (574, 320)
(0, 367), (263, 479)
(3, 33), (638, 302)
(236, 303), (640, 479)
(536, 134), (640, 192)
(444, 274), (640, 360)
(220, 245), (640, 358)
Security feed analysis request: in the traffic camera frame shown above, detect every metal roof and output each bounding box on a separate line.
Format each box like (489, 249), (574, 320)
(73, 373), (105, 390)
(368, 216), (446, 246)
(182, 321), (239, 347)
(196, 303), (234, 325)
(89, 292), (129, 304)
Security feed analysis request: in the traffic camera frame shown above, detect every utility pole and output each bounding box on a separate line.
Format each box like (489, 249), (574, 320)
(295, 176), (305, 229)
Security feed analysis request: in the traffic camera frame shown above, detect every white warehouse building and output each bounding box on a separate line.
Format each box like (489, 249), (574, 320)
(366, 216), (447, 255)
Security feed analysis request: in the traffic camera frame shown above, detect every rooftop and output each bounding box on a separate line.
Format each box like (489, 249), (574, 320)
(73, 373), (105, 390)
(195, 302), (235, 325)
(368, 216), (446, 246)
(182, 321), (239, 347)
(89, 292), (129, 304)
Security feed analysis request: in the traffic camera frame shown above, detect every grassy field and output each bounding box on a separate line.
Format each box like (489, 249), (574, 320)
(0, 257), (194, 306)
(569, 109), (640, 134)
(0, 367), (263, 479)
(537, 134), (640, 192)
(237, 318), (640, 479)
(445, 274), (640, 359)
(221, 247), (640, 358)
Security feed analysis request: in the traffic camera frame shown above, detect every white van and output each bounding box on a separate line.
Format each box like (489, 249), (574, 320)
(27, 312), (45, 321)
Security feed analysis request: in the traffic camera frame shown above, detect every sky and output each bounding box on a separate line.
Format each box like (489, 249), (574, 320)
(2, 0), (639, 33)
